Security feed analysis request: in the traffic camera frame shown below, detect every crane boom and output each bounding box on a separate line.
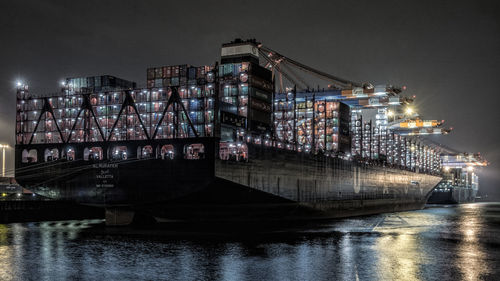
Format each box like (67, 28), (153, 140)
(259, 45), (362, 88)
(397, 128), (452, 136)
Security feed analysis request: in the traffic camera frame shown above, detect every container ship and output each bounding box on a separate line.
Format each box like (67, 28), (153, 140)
(15, 39), (449, 225)
(428, 152), (487, 204)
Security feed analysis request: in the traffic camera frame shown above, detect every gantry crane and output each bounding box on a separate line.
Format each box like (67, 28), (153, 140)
(256, 41), (452, 139)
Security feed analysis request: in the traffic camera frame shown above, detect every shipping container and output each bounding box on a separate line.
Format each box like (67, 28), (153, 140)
(154, 68), (163, 79)
(154, 79), (162, 88)
(188, 67), (196, 79)
(171, 77), (179, 86)
(162, 78), (171, 87)
(180, 65), (187, 77)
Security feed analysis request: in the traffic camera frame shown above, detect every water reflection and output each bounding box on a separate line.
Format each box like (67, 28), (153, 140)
(0, 205), (498, 280)
(0, 224), (14, 281)
(457, 204), (489, 281)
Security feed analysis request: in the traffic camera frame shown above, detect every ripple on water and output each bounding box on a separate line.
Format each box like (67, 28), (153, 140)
(0, 204), (499, 280)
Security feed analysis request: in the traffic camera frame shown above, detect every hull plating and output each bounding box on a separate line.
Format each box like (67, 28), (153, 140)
(15, 141), (442, 221)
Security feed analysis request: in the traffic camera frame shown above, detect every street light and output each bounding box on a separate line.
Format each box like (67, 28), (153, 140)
(0, 144), (10, 177)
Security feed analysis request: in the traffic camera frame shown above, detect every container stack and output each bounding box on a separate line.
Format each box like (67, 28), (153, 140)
(147, 65), (212, 89)
(274, 92), (346, 154)
(218, 61), (273, 141)
(65, 75), (136, 92)
(16, 79), (216, 144)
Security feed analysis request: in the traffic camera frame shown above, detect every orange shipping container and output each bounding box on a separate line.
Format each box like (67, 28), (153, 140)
(341, 89), (352, 96)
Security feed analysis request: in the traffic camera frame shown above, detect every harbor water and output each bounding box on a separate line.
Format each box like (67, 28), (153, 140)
(0, 203), (499, 280)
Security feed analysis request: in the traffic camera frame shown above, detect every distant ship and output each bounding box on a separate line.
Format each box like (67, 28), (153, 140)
(428, 153), (486, 204)
(15, 39), (448, 225)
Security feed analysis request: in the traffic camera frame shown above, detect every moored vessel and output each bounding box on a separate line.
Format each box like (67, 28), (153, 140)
(428, 153), (487, 204)
(15, 39), (456, 225)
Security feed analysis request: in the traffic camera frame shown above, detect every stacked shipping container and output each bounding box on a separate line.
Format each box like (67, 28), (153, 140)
(218, 53), (273, 141)
(65, 75), (136, 92)
(14, 36), (441, 174)
(16, 78), (216, 145)
(275, 95), (339, 153)
(350, 111), (440, 173)
(146, 65), (212, 88)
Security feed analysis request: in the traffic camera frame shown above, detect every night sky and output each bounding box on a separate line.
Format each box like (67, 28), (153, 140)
(1, 0), (499, 198)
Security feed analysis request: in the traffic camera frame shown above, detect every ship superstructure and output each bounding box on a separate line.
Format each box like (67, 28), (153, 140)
(13, 39), (470, 225)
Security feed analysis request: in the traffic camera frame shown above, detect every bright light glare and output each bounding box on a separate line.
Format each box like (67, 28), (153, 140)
(387, 110), (394, 117)
(16, 81), (22, 87)
(405, 107), (414, 115)
(467, 166), (474, 172)
(444, 166), (450, 172)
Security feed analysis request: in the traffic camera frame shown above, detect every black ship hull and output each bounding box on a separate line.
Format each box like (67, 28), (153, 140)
(16, 138), (442, 224)
(427, 186), (477, 204)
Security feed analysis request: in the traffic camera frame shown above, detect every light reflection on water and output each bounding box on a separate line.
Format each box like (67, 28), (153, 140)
(0, 204), (499, 280)
(458, 204), (489, 281)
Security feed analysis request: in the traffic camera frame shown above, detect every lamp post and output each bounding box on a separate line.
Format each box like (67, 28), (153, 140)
(0, 144), (9, 177)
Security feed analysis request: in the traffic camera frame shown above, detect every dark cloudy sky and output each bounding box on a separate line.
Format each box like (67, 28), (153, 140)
(1, 0), (499, 197)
